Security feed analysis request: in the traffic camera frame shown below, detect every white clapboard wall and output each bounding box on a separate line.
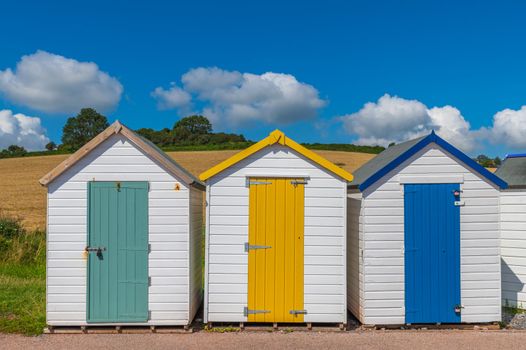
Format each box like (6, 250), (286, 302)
(204, 144), (347, 323)
(46, 134), (202, 326)
(501, 189), (526, 308)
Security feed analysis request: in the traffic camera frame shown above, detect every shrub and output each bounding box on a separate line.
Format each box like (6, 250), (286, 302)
(0, 215), (24, 240)
(0, 214), (45, 265)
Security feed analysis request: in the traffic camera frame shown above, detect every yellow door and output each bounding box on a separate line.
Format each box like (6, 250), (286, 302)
(247, 177), (305, 322)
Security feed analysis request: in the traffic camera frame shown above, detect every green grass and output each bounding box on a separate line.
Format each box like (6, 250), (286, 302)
(0, 215), (46, 335)
(0, 263), (46, 335)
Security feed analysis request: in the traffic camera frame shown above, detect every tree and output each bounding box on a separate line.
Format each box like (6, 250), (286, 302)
(173, 115), (212, 135)
(45, 142), (57, 151)
(61, 108), (109, 151)
(0, 145), (27, 158)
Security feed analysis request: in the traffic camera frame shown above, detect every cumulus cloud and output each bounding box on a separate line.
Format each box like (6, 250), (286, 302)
(151, 84), (192, 110)
(0, 109), (49, 150)
(152, 67), (326, 126)
(0, 50), (123, 114)
(340, 94), (478, 152)
(427, 105), (476, 152)
(485, 106), (526, 148)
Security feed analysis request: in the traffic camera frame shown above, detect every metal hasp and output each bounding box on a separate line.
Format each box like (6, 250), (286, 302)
(85, 246), (106, 252)
(244, 242), (272, 252)
(454, 304), (464, 314)
(244, 307), (270, 317)
(249, 180), (273, 185)
(290, 180), (308, 185)
(289, 310), (307, 315)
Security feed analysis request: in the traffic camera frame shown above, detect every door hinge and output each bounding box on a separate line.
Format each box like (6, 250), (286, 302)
(289, 309), (307, 315)
(148, 310), (152, 320)
(244, 242), (272, 252)
(290, 180), (308, 185)
(249, 180), (273, 185)
(243, 307), (270, 317)
(148, 276), (152, 286)
(148, 243), (152, 253)
(454, 200), (465, 206)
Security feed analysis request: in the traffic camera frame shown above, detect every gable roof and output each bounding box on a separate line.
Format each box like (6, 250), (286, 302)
(350, 131), (508, 191)
(199, 129), (354, 182)
(495, 154), (526, 189)
(39, 120), (205, 190)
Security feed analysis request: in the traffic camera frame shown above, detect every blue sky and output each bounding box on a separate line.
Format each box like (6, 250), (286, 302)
(1, 1), (526, 156)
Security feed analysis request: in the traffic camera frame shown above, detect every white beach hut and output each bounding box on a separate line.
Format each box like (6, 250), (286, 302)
(199, 130), (354, 326)
(495, 154), (526, 308)
(347, 131), (507, 325)
(40, 121), (205, 328)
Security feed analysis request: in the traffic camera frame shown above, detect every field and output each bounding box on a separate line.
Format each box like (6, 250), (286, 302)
(0, 150), (375, 231)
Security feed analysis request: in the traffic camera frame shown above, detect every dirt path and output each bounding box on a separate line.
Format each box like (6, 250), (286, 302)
(3, 330), (526, 350)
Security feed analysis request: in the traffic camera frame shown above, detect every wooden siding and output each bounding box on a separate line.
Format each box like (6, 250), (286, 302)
(360, 144), (501, 325)
(46, 134), (194, 326)
(205, 144), (347, 323)
(347, 191), (364, 322)
(501, 189), (526, 308)
(189, 187), (204, 322)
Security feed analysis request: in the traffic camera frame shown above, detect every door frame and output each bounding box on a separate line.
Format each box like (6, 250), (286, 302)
(86, 181), (150, 323)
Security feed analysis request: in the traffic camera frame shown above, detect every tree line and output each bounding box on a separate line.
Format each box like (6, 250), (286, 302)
(0, 108), (506, 167)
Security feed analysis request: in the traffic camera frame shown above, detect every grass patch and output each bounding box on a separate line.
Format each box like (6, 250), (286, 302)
(205, 325), (240, 333)
(0, 264), (45, 335)
(0, 214), (46, 335)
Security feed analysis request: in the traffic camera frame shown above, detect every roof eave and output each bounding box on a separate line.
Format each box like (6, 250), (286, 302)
(357, 132), (508, 192)
(39, 120), (204, 189)
(199, 129), (354, 182)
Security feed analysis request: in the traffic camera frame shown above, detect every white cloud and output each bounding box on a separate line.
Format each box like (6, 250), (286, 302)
(427, 105), (476, 152)
(151, 84), (191, 110)
(0, 109), (49, 150)
(152, 67), (326, 126)
(341, 94), (429, 146)
(340, 94), (477, 152)
(485, 106), (526, 148)
(0, 50), (123, 114)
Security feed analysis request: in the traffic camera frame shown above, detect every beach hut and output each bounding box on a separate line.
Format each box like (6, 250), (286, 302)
(495, 154), (526, 308)
(199, 130), (353, 326)
(40, 121), (205, 328)
(347, 131), (507, 325)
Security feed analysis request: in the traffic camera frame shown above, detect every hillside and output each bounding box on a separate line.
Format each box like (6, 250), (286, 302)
(0, 150), (375, 230)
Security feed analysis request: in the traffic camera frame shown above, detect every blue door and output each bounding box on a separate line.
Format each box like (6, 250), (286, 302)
(404, 183), (461, 324)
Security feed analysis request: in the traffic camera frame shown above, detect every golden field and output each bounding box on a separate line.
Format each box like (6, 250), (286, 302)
(0, 150), (375, 230)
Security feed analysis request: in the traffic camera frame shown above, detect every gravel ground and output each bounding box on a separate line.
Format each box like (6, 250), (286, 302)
(3, 330), (526, 350)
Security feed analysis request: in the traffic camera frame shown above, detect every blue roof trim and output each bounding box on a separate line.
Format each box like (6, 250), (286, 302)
(358, 132), (508, 191)
(506, 153), (526, 159)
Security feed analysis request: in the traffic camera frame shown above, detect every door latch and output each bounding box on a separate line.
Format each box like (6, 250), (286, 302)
(85, 246), (106, 257)
(289, 309), (307, 315)
(290, 180), (308, 185)
(454, 304), (464, 313)
(244, 243), (272, 252)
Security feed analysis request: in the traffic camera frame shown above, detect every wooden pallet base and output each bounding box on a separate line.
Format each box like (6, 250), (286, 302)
(207, 322), (347, 332)
(360, 322), (500, 331)
(44, 325), (193, 334)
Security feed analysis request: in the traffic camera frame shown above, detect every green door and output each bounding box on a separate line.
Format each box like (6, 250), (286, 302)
(87, 181), (149, 323)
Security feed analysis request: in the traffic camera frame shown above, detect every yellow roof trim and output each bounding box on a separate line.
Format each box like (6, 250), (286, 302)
(199, 129), (354, 182)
